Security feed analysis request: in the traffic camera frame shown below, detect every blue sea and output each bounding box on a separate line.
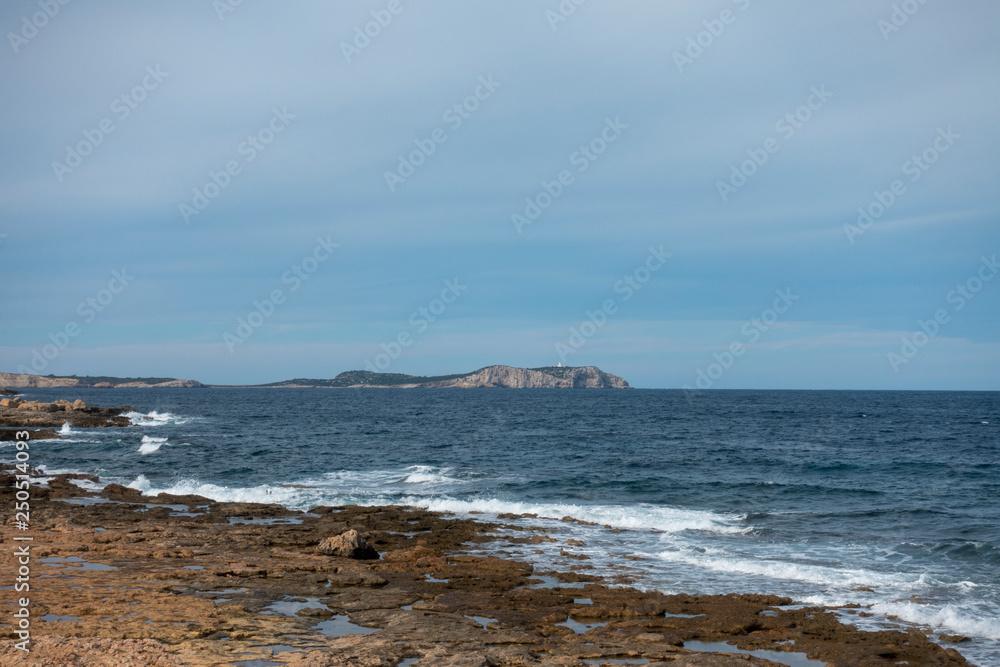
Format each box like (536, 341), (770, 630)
(8, 388), (999, 664)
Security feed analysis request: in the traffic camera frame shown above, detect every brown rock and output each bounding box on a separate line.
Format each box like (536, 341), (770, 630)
(316, 529), (380, 559)
(101, 484), (145, 502)
(0, 397), (21, 408)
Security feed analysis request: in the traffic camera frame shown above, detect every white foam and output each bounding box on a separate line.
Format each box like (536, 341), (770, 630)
(402, 465), (462, 485)
(871, 600), (1000, 640)
(411, 498), (748, 535)
(59, 423), (75, 436)
(126, 475), (306, 505)
(320, 466), (466, 495)
(138, 435), (167, 455)
(653, 547), (918, 590)
(125, 411), (188, 426)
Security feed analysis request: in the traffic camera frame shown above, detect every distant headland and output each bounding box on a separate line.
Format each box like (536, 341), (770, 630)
(0, 365), (630, 390)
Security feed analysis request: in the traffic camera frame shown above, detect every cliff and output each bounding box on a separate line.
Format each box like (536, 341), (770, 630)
(0, 373), (205, 389)
(421, 366), (629, 389)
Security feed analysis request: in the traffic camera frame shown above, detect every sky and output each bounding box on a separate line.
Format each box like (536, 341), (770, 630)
(0, 0), (998, 389)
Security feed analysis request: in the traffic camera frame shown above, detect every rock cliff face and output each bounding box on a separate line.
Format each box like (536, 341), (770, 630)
(0, 373), (80, 388)
(420, 365), (629, 389)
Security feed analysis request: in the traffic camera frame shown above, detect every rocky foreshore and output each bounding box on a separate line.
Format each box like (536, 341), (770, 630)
(0, 397), (133, 429)
(0, 464), (971, 666)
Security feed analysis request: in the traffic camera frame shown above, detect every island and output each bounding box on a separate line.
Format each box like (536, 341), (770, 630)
(0, 365), (630, 390)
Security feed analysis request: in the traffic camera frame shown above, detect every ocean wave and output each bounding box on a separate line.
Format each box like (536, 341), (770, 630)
(411, 498), (749, 535)
(124, 411), (189, 426)
(870, 600), (1000, 640)
(653, 547), (920, 590)
(126, 475), (306, 504)
(138, 436), (167, 455)
(319, 466), (468, 495)
(116, 470), (746, 536)
(403, 465), (460, 485)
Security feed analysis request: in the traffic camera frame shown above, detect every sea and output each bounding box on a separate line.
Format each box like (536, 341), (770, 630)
(7, 388), (999, 665)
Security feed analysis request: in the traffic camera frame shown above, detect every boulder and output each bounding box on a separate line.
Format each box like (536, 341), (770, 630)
(72, 399), (87, 410)
(0, 397), (21, 408)
(316, 529), (379, 559)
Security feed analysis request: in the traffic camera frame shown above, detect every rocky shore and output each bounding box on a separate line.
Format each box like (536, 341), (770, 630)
(0, 464), (971, 666)
(0, 398), (133, 429)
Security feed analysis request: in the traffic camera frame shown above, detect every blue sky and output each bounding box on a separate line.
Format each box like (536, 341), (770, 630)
(0, 0), (998, 389)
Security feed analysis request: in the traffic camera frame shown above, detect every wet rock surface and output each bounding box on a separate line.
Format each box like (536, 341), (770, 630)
(0, 428), (60, 441)
(0, 464), (971, 666)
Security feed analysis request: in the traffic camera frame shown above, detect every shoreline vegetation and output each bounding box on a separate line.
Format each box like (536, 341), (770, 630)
(0, 462), (972, 666)
(0, 365), (630, 390)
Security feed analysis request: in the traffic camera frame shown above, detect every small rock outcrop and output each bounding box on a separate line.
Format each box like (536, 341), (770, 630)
(0, 400), (133, 428)
(316, 529), (380, 559)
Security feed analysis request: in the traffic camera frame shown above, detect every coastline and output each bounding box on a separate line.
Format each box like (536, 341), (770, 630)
(0, 464), (972, 666)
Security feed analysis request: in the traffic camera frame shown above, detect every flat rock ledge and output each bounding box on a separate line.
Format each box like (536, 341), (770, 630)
(0, 464), (972, 667)
(0, 399), (133, 428)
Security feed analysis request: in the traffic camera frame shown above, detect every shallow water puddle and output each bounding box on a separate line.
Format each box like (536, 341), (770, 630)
(557, 617), (609, 634)
(424, 575), (449, 583)
(41, 614), (80, 622)
(315, 614), (381, 637)
(262, 597), (328, 616)
(683, 640), (827, 667)
(663, 612), (703, 618)
(52, 497), (114, 506)
(574, 598), (593, 604)
(526, 575), (586, 589)
(228, 516), (304, 525)
(466, 615), (497, 629)
(39, 556), (116, 571)
(255, 644), (312, 656)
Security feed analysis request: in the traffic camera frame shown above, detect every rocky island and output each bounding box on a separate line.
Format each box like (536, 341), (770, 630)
(260, 365), (631, 389)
